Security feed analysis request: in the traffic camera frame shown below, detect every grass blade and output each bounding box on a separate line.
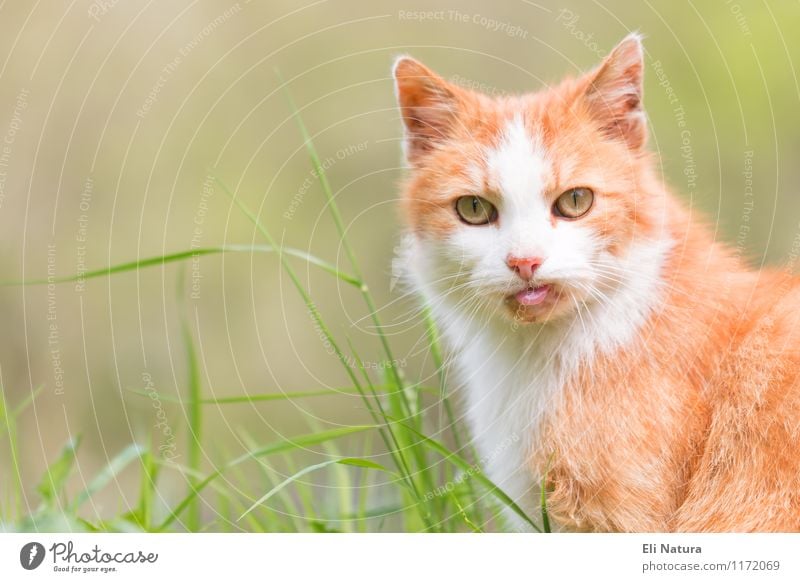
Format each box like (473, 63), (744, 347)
(70, 443), (146, 510)
(422, 306), (483, 525)
(541, 453), (554, 533)
(0, 379), (35, 520)
(238, 457), (396, 521)
(278, 76), (410, 414)
(155, 424), (376, 531)
(11, 384), (44, 416)
(177, 267), (203, 531)
(127, 385), (415, 405)
(197, 388), (381, 404)
(0, 245), (360, 288)
(392, 419), (540, 532)
(449, 491), (484, 533)
(239, 430), (300, 532)
(341, 338), (427, 526)
(134, 449), (160, 531)
(37, 436), (82, 508)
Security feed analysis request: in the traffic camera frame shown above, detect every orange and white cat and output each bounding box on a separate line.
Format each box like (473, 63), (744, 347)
(393, 34), (800, 532)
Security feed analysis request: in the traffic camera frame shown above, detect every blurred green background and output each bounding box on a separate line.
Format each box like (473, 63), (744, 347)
(0, 0), (798, 526)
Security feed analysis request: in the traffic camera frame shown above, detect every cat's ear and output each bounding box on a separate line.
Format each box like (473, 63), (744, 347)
(393, 56), (461, 164)
(583, 33), (646, 150)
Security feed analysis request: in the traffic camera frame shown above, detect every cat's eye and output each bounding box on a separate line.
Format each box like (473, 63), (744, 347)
(455, 196), (498, 225)
(553, 187), (594, 219)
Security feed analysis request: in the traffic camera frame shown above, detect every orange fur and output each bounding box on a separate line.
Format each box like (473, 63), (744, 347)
(541, 205), (800, 532)
(395, 37), (800, 532)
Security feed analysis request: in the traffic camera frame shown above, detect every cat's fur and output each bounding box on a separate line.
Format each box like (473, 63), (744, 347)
(392, 34), (800, 532)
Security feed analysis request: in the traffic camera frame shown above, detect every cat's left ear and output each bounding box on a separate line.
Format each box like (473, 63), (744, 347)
(583, 33), (646, 150)
(393, 56), (462, 165)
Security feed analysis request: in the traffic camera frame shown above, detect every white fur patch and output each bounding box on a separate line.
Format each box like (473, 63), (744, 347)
(487, 116), (549, 210)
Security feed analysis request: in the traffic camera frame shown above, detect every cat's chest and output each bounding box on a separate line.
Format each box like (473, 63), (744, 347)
(441, 318), (576, 526)
(456, 330), (565, 453)
(444, 314), (683, 532)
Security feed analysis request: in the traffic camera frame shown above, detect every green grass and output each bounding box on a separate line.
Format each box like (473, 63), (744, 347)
(0, 93), (546, 533)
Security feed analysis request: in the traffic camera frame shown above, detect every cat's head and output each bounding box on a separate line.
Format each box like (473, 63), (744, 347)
(394, 34), (664, 324)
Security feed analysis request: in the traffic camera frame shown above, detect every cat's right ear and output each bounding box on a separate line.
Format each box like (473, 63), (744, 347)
(582, 34), (647, 151)
(393, 57), (460, 165)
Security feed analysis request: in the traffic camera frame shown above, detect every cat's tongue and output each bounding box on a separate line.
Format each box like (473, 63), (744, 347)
(515, 285), (550, 306)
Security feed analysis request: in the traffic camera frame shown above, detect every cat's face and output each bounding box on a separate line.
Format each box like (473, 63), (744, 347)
(394, 35), (661, 324)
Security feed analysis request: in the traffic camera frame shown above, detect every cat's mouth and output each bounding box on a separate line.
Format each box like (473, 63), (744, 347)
(512, 284), (551, 306)
(504, 283), (564, 322)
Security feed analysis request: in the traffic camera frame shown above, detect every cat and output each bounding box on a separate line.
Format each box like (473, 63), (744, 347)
(392, 33), (800, 532)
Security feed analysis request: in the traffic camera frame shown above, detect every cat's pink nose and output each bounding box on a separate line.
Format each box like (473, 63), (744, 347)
(507, 255), (542, 281)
